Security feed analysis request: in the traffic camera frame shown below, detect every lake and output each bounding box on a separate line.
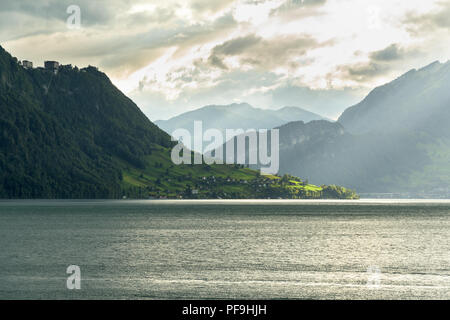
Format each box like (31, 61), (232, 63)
(0, 199), (449, 299)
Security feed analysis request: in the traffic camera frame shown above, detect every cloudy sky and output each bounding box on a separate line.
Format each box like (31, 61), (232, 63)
(1, 0), (450, 120)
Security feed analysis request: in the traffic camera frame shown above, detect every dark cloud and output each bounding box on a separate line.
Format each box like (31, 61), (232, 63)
(125, 7), (178, 28)
(0, 0), (130, 26)
(190, 0), (236, 15)
(403, 1), (450, 34)
(337, 62), (389, 82)
(208, 34), (323, 70)
(0, 0), (135, 43)
(208, 54), (229, 70)
(212, 35), (261, 56)
(370, 44), (402, 61)
(369, 44), (422, 63)
(337, 43), (424, 83)
(270, 0), (327, 20)
(208, 34), (261, 69)
(347, 63), (386, 77)
(277, 0), (327, 10)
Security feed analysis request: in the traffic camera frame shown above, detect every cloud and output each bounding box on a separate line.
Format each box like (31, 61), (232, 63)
(403, 1), (450, 34)
(208, 34), (261, 69)
(1, 2), (239, 78)
(370, 44), (403, 61)
(0, 0), (131, 27)
(211, 34), (261, 56)
(370, 43), (422, 62)
(272, 0), (328, 13)
(208, 33), (324, 71)
(208, 54), (229, 70)
(2, 0), (448, 121)
(335, 43), (424, 84)
(337, 62), (388, 83)
(190, 0), (236, 15)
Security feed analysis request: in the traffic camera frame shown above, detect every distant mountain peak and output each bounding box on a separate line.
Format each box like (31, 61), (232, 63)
(277, 106), (301, 112)
(154, 103), (327, 152)
(156, 103), (326, 133)
(203, 102), (253, 109)
(419, 60), (441, 71)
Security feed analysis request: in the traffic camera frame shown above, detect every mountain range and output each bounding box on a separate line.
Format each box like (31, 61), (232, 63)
(223, 61), (450, 196)
(0, 45), (355, 199)
(155, 103), (326, 151)
(3, 39), (448, 198)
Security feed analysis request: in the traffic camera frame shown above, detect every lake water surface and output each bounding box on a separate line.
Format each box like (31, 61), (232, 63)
(0, 199), (449, 299)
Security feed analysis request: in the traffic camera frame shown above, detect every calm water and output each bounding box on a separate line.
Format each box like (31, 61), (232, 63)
(0, 200), (449, 300)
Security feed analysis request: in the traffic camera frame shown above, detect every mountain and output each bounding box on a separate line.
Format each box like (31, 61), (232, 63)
(285, 61), (450, 195)
(155, 103), (327, 150)
(224, 61), (450, 196)
(0, 45), (173, 198)
(339, 61), (450, 136)
(0, 46), (356, 199)
(275, 120), (434, 194)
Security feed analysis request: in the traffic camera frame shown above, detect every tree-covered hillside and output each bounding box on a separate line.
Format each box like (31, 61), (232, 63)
(0, 45), (172, 198)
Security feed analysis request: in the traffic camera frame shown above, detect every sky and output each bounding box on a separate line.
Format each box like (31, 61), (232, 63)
(1, 0), (450, 120)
